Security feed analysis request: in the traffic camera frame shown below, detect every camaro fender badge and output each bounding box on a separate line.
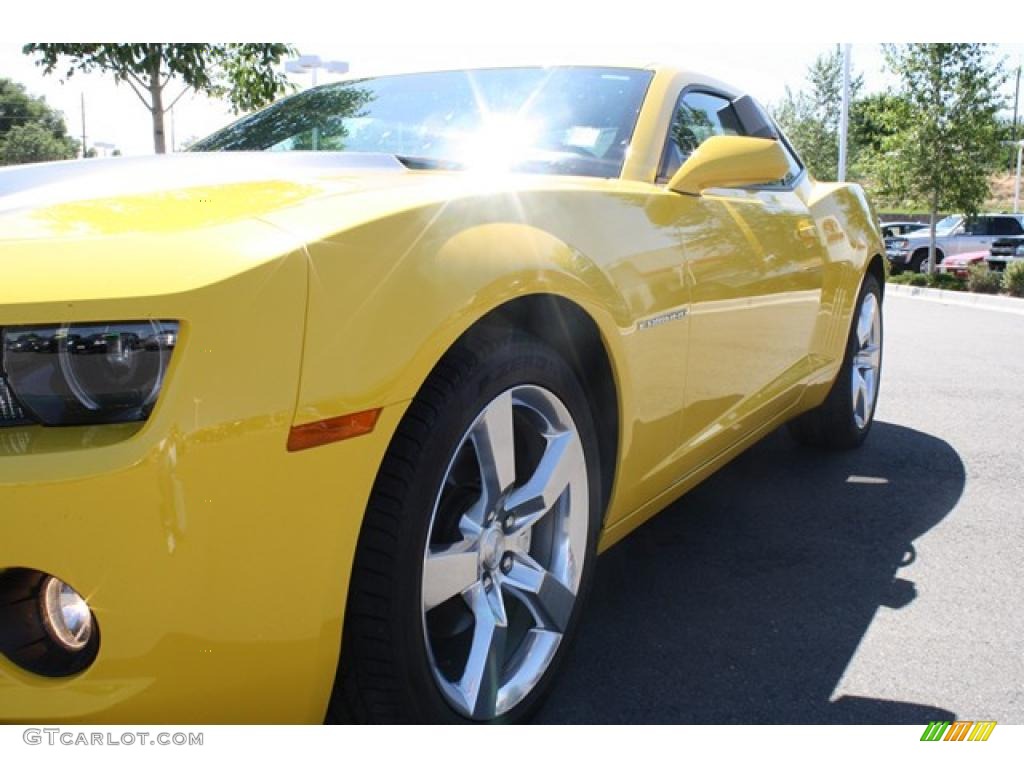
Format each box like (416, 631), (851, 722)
(637, 308), (688, 331)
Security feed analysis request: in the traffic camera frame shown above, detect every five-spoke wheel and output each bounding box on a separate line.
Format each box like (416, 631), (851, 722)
(850, 292), (881, 430)
(788, 271), (883, 449)
(333, 331), (600, 723)
(422, 385), (588, 720)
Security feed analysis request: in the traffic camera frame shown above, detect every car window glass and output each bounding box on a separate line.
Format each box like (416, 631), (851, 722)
(963, 217), (992, 236)
(934, 215), (962, 236)
(659, 91), (742, 179)
(762, 126), (803, 188)
(991, 217), (1024, 236)
(190, 67), (654, 179)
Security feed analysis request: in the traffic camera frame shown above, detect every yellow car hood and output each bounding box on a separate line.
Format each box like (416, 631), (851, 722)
(0, 152), (411, 239)
(0, 152), (423, 306)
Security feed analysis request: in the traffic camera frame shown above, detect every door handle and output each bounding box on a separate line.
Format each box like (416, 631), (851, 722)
(797, 223), (819, 245)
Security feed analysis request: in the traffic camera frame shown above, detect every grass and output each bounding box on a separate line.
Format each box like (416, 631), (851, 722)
(887, 263), (1024, 299)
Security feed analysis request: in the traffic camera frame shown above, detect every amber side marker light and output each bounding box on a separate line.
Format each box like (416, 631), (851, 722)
(287, 408), (381, 451)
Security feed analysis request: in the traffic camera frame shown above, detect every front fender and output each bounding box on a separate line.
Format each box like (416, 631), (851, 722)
(289, 207), (632, 428)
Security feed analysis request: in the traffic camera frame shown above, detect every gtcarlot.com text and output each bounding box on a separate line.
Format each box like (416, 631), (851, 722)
(23, 728), (203, 747)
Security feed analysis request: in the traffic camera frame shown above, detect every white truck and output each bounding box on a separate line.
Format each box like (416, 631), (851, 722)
(886, 213), (1024, 274)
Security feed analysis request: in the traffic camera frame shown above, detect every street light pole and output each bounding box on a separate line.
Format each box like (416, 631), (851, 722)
(1014, 140), (1023, 214)
(284, 54), (349, 89)
(1010, 64), (1020, 173)
(80, 93), (87, 159)
(838, 44), (852, 183)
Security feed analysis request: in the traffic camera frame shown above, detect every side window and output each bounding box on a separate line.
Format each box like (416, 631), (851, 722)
(761, 127), (803, 188)
(991, 217), (1024, 236)
(658, 89), (803, 187)
(659, 90), (742, 180)
(964, 217), (992, 236)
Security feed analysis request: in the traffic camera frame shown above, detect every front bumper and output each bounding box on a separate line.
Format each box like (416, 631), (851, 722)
(937, 263), (970, 277)
(0, 403), (405, 723)
(987, 256), (1023, 270)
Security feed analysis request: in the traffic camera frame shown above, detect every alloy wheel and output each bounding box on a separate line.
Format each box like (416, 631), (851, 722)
(420, 385), (588, 720)
(851, 292), (881, 430)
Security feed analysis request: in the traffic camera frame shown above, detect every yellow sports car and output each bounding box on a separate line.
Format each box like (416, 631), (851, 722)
(0, 64), (884, 724)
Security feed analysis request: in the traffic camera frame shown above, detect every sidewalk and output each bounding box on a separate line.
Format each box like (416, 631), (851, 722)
(885, 282), (1024, 316)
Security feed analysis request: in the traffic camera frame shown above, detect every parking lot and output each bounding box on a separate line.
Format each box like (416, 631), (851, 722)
(537, 293), (1024, 724)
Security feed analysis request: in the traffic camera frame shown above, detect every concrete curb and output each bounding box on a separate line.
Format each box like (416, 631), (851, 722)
(885, 282), (1024, 317)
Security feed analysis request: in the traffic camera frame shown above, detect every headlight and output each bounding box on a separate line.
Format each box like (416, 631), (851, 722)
(1, 320), (177, 426)
(892, 238), (909, 250)
(1016, 245), (1024, 257)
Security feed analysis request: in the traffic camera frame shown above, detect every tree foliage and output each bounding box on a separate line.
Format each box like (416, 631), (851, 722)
(22, 43), (296, 154)
(0, 78), (78, 165)
(878, 44), (1006, 271)
(774, 49), (863, 180)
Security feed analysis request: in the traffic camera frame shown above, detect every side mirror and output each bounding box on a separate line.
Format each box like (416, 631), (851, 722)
(667, 135), (791, 196)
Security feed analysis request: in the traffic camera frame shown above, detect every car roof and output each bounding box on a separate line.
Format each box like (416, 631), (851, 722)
(329, 61), (734, 89)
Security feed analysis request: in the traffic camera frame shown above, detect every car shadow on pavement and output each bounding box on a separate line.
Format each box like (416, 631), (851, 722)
(534, 421), (964, 724)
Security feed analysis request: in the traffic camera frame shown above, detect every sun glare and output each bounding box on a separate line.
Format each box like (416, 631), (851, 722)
(457, 113), (544, 175)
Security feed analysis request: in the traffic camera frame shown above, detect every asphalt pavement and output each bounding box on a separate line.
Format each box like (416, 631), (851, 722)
(535, 292), (1024, 724)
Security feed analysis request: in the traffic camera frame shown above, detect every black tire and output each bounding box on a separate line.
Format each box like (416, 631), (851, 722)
(329, 327), (603, 723)
(788, 273), (883, 450)
(909, 248), (943, 274)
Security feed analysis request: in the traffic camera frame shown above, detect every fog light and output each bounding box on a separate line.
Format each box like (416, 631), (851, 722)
(41, 577), (93, 651)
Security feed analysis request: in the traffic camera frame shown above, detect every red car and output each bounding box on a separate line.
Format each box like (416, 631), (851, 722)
(937, 249), (987, 279)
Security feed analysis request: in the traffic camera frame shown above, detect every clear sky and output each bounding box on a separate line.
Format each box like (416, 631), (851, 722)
(3, 4), (1022, 157)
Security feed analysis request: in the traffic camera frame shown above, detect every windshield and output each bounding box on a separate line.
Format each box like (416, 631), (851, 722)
(191, 67), (654, 179)
(933, 215), (963, 236)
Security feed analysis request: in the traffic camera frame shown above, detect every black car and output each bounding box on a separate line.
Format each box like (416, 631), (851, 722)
(987, 236), (1024, 271)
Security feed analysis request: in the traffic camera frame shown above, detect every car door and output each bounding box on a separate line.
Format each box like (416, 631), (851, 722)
(954, 216), (995, 255)
(658, 90), (826, 471)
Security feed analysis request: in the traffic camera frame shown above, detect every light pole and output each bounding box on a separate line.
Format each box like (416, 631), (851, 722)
(1014, 139), (1023, 214)
(284, 54), (350, 151)
(284, 54), (349, 89)
(838, 44), (852, 182)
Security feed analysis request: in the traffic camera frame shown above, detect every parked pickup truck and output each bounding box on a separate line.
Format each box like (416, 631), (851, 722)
(887, 213), (1024, 274)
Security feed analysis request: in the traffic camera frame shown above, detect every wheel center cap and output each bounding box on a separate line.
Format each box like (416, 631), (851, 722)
(480, 526), (505, 570)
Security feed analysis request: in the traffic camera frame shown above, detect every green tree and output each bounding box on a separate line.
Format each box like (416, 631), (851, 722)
(1, 122), (76, 165)
(22, 43), (296, 154)
(879, 44), (1006, 273)
(775, 49), (863, 180)
(0, 78), (78, 165)
(846, 92), (912, 194)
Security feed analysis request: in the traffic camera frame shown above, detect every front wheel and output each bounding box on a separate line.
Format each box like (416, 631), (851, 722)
(910, 249), (942, 274)
(789, 272), (883, 449)
(330, 329), (602, 723)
